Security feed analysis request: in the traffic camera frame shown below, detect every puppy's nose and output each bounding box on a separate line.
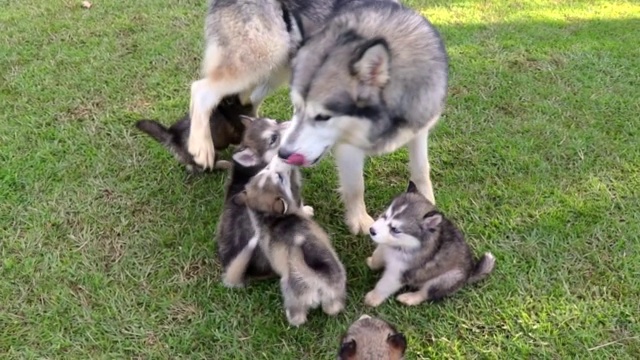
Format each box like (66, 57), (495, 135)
(278, 148), (292, 160)
(369, 227), (377, 236)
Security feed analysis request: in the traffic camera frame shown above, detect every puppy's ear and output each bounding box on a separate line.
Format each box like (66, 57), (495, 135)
(239, 115), (255, 129)
(387, 333), (407, 357)
(422, 210), (442, 232)
(232, 148), (258, 167)
(406, 180), (419, 194)
(232, 191), (248, 206)
(272, 197), (288, 215)
(350, 38), (391, 88)
(338, 339), (357, 360)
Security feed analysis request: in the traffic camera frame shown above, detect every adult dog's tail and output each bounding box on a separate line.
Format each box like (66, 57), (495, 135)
(467, 252), (496, 284)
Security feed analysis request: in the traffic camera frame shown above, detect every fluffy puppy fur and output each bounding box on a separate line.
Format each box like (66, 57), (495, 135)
(364, 181), (496, 307)
(216, 116), (290, 287)
(338, 314), (407, 360)
(233, 157), (346, 326)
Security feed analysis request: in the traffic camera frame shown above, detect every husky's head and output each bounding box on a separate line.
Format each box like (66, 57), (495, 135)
(369, 181), (442, 249)
(233, 157), (300, 216)
(338, 314), (407, 360)
(231, 116), (291, 168)
(278, 32), (393, 166)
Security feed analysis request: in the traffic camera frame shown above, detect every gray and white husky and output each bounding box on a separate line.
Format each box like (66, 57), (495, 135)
(278, 1), (448, 235)
(216, 116), (291, 287)
(233, 157), (347, 326)
(364, 181), (495, 307)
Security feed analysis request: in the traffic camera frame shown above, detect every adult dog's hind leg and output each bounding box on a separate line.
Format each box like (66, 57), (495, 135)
(335, 144), (374, 235)
(408, 127), (436, 204)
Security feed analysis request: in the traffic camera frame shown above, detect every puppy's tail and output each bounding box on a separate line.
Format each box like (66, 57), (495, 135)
(467, 252), (495, 284)
(135, 119), (200, 170)
(135, 119), (173, 144)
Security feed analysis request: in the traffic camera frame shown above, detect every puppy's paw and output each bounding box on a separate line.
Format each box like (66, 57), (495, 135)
(302, 205), (315, 217)
(396, 292), (425, 306)
(214, 160), (232, 170)
(364, 290), (385, 307)
(285, 309), (308, 327)
(322, 300), (344, 316)
(188, 134), (216, 170)
(222, 275), (245, 289)
(366, 256), (384, 271)
(346, 212), (375, 236)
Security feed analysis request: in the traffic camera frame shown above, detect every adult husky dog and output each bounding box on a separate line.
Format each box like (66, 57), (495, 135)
(187, 0), (403, 170)
(278, 1), (448, 235)
(187, 0), (447, 235)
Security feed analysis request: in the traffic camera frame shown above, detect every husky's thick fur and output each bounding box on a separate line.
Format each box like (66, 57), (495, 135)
(136, 95), (254, 171)
(278, 1), (448, 235)
(338, 314), (407, 360)
(216, 116), (290, 287)
(364, 181), (495, 307)
(233, 157), (346, 326)
(185, 0), (402, 171)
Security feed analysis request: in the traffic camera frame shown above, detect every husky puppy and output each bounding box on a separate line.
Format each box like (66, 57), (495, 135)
(278, 1), (449, 235)
(364, 181), (495, 307)
(136, 95), (254, 171)
(216, 116), (291, 287)
(233, 157), (346, 326)
(338, 314), (407, 360)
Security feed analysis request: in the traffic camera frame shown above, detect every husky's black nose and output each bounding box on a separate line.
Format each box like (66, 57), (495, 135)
(278, 148), (292, 160)
(369, 227), (377, 236)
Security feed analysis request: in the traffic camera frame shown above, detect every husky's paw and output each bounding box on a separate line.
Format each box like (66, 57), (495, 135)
(396, 292), (425, 306)
(322, 300), (344, 316)
(302, 205), (315, 217)
(366, 256), (384, 271)
(222, 276), (245, 289)
(214, 160), (232, 170)
(364, 290), (385, 307)
(285, 309), (308, 327)
(346, 212), (375, 235)
(188, 134), (216, 170)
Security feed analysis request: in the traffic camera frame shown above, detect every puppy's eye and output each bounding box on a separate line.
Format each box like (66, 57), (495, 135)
(390, 226), (401, 234)
(269, 133), (279, 146)
(314, 114), (331, 121)
(277, 173), (284, 183)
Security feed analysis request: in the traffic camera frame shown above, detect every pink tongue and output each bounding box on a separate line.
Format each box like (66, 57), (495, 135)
(286, 153), (306, 166)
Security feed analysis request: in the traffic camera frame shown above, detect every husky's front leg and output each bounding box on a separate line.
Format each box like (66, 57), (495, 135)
(335, 144), (374, 235)
(188, 78), (221, 170)
(408, 127), (435, 204)
(364, 268), (404, 307)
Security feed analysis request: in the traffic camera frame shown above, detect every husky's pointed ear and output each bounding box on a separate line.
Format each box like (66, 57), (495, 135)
(232, 191), (248, 206)
(239, 115), (255, 129)
(350, 38), (391, 88)
(272, 197), (288, 215)
(406, 180), (419, 194)
(387, 333), (407, 356)
(422, 210), (443, 232)
(338, 339), (357, 359)
(232, 147), (258, 167)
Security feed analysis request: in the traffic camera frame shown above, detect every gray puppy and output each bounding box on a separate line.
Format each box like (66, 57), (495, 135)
(233, 157), (346, 326)
(364, 181), (495, 307)
(216, 116), (290, 287)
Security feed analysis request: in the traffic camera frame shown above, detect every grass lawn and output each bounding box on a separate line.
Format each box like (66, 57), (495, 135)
(2, 0), (639, 358)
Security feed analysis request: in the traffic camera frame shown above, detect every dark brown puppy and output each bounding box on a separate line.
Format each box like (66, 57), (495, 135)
(338, 315), (407, 360)
(135, 95), (254, 171)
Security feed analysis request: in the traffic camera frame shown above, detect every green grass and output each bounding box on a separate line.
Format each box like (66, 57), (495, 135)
(1, 0), (639, 358)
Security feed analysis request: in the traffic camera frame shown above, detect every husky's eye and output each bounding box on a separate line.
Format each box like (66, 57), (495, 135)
(314, 114), (331, 122)
(269, 133), (279, 146)
(277, 173), (284, 183)
(390, 226), (401, 234)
